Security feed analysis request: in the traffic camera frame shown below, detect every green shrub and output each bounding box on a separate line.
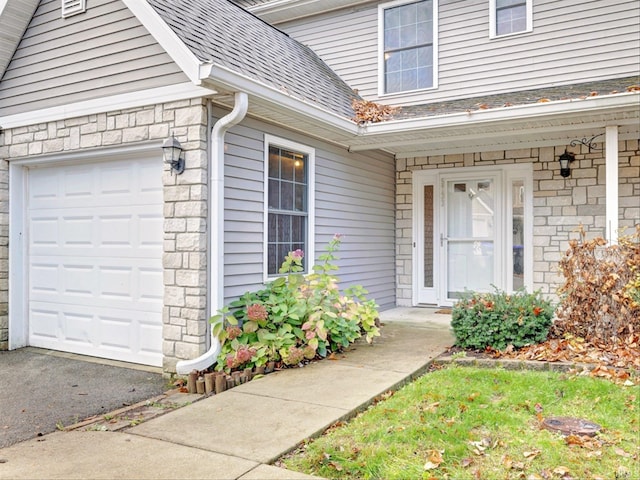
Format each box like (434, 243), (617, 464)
(210, 234), (380, 372)
(451, 288), (554, 351)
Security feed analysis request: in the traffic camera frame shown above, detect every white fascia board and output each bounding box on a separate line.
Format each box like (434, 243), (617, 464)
(356, 92), (640, 139)
(0, 82), (214, 129)
(121, 0), (202, 84)
(200, 63), (359, 137)
(249, 0), (370, 23)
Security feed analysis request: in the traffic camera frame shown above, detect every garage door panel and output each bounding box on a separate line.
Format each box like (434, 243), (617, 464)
(31, 217), (59, 246)
(139, 214), (163, 247)
(29, 303), (163, 365)
(139, 268), (164, 302)
(64, 312), (93, 344)
(30, 264), (163, 311)
(29, 163), (162, 209)
(28, 156), (163, 366)
(64, 265), (94, 296)
(61, 216), (93, 246)
(29, 214), (162, 258)
(31, 263), (60, 294)
(30, 309), (59, 340)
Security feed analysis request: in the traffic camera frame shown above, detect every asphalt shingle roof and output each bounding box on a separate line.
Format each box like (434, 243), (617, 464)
(147, 0), (359, 119)
(394, 77), (640, 120)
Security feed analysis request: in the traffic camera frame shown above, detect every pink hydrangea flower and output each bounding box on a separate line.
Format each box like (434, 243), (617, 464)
(226, 325), (242, 340)
(246, 303), (268, 321)
(291, 249), (304, 261)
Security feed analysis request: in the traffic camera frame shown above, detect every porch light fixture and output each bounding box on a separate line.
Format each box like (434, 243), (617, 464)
(162, 135), (185, 174)
(558, 150), (575, 178)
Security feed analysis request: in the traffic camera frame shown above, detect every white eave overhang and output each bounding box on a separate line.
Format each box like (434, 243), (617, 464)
(349, 92), (640, 158)
(199, 62), (360, 143)
(246, 0), (371, 24)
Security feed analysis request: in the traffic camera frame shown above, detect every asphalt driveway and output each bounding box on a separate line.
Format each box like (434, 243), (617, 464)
(0, 348), (166, 449)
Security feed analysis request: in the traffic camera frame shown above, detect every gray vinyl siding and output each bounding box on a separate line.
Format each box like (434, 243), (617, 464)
(222, 114), (396, 309)
(279, 0), (640, 106)
(0, 0), (188, 117)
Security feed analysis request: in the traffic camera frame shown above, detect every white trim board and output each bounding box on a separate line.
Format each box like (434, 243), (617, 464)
(0, 83), (215, 129)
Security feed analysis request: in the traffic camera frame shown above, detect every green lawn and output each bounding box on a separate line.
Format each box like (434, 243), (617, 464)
(281, 365), (639, 480)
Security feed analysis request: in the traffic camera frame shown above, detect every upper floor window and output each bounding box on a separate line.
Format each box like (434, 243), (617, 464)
(490, 0), (532, 38)
(379, 0), (436, 95)
(264, 136), (315, 278)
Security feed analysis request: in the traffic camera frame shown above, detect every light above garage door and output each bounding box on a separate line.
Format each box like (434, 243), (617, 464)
(27, 156), (163, 366)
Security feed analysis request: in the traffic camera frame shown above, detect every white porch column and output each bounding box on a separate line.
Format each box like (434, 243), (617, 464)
(605, 125), (619, 243)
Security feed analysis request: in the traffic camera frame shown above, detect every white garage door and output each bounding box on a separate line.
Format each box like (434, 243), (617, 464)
(27, 157), (164, 366)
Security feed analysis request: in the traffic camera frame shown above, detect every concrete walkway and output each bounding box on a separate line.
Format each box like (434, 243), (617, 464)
(0, 308), (453, 480)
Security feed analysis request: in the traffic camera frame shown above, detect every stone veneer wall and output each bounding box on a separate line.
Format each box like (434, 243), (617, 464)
(395, 140), (640, 305)
(0, 99), (210, 373)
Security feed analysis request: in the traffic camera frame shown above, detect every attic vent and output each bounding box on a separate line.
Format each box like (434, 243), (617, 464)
(62, 0), (86, 18)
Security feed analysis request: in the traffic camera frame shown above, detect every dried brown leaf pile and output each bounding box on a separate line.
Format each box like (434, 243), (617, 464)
(553, 225), (640, 344)
(351, 98), (399, 124)
(494, 333), (639, 382)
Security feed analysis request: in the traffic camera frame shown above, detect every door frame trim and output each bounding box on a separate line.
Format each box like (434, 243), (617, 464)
(8, 142), (161, 350)
(412, 164), (533, 306)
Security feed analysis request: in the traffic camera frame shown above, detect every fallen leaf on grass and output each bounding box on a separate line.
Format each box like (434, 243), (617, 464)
(552, 466), (571, 477)
(565, 434), (603, 450)
(460, 457), (473, 468)
(443, 417), (456, 426)
(523, 449), (541, 459)
(614, 447), (632, 457)
(424, 449), (444, 470)
(424, 401), (440, 412)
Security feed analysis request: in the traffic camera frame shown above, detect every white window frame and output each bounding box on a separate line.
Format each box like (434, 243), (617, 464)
(378, 0), (439, 97)
(62, 0), (87, 18)
(263, 135), (315, 281)
(489, 0), (533, 39)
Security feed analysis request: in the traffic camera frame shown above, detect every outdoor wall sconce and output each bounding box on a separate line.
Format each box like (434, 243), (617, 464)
(558, 150), (575, 178)
(162, 135), (185, 174)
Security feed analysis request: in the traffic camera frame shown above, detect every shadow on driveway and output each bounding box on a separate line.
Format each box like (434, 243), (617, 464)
(0, 348), (166, 449)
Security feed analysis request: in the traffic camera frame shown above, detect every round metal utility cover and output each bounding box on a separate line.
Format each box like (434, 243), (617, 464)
(542, 417), (601, 437)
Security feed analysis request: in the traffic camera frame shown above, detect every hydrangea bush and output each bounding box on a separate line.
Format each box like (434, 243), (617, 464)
(211, 235), (380, 372)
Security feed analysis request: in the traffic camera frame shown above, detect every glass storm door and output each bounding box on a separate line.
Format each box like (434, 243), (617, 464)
(442, 176), (499, 301)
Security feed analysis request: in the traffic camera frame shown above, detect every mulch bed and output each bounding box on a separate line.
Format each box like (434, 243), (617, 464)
(442, 333), (640, 384)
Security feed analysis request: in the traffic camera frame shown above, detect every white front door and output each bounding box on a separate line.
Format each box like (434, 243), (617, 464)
(413, 166), (532, 306)
(26, 156), (164, 366)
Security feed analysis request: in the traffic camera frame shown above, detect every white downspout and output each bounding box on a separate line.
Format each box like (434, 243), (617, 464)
(176, 92), (249, 375)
